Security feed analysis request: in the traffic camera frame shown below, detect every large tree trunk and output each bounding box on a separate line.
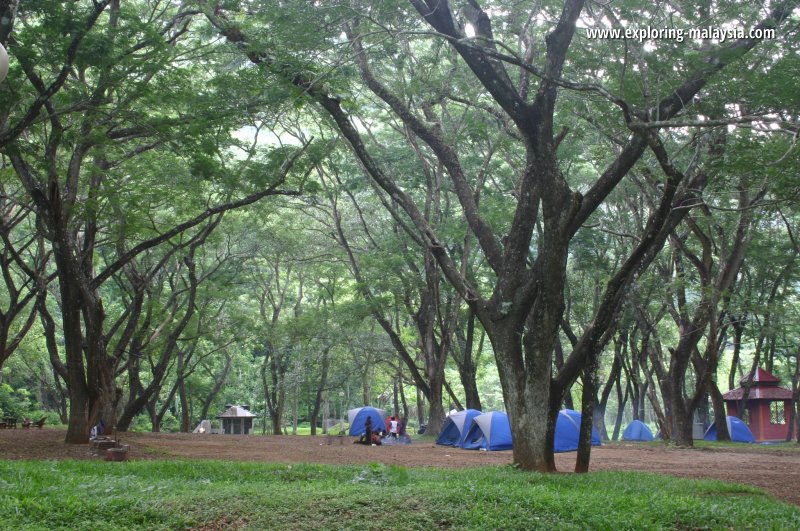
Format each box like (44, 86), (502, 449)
(392, 379), (400, 418)
(595, 349), (622, 441)
(455, 309), (483, 411)
(310, 349), (330, 436)
(611, 382), (628, 441)
(491, 323), (556, 472)
(416, 387), (425, 428)
(708, 380), (730, 441)
(58, 251), (117, 442)
(261, 353), (286, 435)
(199, 351), (233, 422)
(668, 351), (696, 447)
(576, 365), (597, 473)
(426, 384), (446, 436)
(177, 350), (190, 433)
(672, 404), (694, 447)
(398, 372), (409, 421)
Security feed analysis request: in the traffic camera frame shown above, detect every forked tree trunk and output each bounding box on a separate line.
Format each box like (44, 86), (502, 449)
(491, 324), (556, 472)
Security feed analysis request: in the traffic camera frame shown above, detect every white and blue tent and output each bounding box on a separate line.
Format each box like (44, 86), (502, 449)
(622, 419), (655, 442)
(436, 409), (482, 447)
(347, 406), (386, 436)
(461, 411), (513, 451)
(703, 416), (755, 443)
(554, 409), (602, 452)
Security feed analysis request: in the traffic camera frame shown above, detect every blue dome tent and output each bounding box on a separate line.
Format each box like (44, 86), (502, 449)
(622, 420), (655, 442)
(703, 416), (755, 443)
(436, 409), (481, 447)
(554, 409), (602, 452)
(347, 406), (386, 436)
(461, 411), (513, 451)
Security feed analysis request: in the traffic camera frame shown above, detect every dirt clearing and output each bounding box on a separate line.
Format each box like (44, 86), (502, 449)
(2, 428), (798, 506)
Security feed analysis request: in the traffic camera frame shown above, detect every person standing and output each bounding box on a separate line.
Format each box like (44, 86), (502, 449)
(389, 417), (399, 438)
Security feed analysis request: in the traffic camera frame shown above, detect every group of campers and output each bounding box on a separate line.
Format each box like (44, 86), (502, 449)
(356, 415), (409, 445)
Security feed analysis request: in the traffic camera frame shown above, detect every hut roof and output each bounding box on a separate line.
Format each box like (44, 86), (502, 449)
(724, 367), (792, 401)
(739, 367), (781, 386)
(723, 386), (793, 400)
(216, 405), (257, 418)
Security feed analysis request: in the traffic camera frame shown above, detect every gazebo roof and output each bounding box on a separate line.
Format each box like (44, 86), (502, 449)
(739, 367), (781, 386)
(216, 405), (257, 419)
(723, 367), (794, 401)
(723, 386), (793, 401)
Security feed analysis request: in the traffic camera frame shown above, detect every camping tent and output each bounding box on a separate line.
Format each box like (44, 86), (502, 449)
(436, 409), (481, 447)
(554, 409), (602, 452)
(703, 416), (755, 443)
(461, 411), (513, 451)
(622, 419), (655, 442)
(347, 406), (386, 436)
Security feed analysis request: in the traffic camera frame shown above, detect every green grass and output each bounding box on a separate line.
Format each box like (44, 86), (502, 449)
(692, 440), (800, 452)
(617, 440), (800, 452)
(1, 460), (798, 530)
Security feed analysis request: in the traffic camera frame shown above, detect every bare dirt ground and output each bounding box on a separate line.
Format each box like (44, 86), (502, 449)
(2, 428), (798, 506)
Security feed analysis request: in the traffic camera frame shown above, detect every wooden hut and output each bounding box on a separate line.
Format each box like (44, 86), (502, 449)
(216, 405), (257, 435)
(723, 368), (797, 442)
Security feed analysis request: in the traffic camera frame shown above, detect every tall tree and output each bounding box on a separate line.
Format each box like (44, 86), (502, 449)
(203, 0), (796, 470)
(2, 1), (306, 441)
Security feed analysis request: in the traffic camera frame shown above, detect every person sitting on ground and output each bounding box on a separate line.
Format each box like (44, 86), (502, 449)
(356, 415), (374, 445)
(90, 419), (106, 441)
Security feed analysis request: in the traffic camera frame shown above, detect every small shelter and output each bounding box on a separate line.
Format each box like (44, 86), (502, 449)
(703, 416), (755, 443)
(347, 406), (386, 436)
(622, 420), (655, 442)
(722, 367), (796, 442)
(436, 409), (481, 447)
(216, 405), (257, 435)
(554, 409), (602, 452)
(462, 411), (513, 451)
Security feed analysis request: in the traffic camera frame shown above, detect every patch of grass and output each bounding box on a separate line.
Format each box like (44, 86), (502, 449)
(1, 459), (798, 530)
(610, 439), (800, 453)
(693, 440), (800, 452)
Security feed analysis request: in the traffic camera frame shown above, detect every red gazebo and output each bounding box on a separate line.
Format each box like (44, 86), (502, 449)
(723, 368), (797, 442)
